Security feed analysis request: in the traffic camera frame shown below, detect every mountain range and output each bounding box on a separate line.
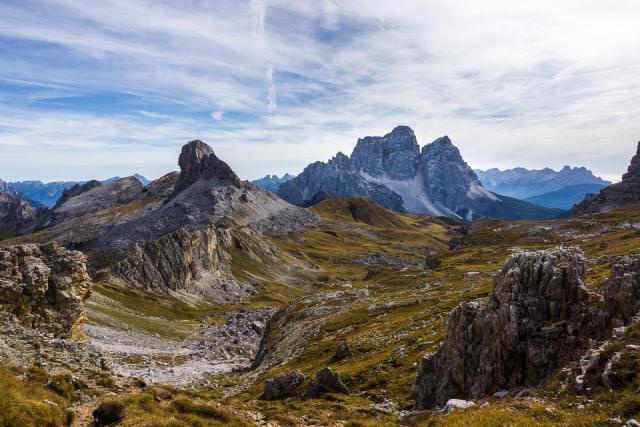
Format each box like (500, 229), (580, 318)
(252, 174), (295, 192)
(277, 126), (566, 221)
(2, 174), (150, 207)
(475, 166), (610, 209)
(4, 135), (640, 425)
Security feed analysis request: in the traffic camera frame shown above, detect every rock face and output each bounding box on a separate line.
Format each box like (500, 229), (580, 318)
(0, 242), (92, 339)
(278, 126), (566, 221)
(572, 141), (640, 216)
(0, 191), (39, 237)
(262, 370), (307, 400)
(109, 226), (251, 302)
(601, 255), (640, 327)
(170, 140), (243, 198)
(412, 247), (591, 408)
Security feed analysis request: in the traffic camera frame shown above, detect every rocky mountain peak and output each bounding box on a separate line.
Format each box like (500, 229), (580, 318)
(621, 141), (640, 181)
(350, 126), (420, 180)
(170, 139), (243, 198)
(0, 179), (9, 193)
(572, 139), (640, 216)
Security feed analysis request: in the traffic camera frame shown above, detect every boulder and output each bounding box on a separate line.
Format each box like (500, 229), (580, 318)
(262, 370), (307, 400)
(332, 340), (352, 361)
(302, 367), (349, 400)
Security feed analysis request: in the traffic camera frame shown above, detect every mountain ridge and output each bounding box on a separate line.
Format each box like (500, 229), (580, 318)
(278, 126), (566, 221)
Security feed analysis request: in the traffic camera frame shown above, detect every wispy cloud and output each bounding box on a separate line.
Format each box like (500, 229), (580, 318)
(0, 0), (638, 182)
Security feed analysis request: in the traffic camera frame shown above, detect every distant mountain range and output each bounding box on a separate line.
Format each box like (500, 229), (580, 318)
(251, 174), (295, 192)
(2, 174), (150, 207)
(277, 126), (567, 221)
(475, 167), (610, 210)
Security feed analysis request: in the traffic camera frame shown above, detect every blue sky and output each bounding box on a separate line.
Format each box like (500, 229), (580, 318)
(0, 0), (639, 182)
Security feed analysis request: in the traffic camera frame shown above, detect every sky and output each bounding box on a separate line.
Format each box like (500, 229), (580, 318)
(0, 0), (639, 183)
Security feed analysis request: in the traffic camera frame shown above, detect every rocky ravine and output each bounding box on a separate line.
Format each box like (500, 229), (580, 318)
(412, 246), (640, 409)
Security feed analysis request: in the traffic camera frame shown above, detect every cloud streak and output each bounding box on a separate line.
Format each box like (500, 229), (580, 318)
(0, 0), (638, 182)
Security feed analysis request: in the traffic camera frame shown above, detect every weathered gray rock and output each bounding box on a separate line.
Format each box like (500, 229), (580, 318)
(170, 140), (243, 198)
(573, 141), (640, 216)
(278, 126), (564, 221)
(602, 255), (640, 327)
(412, 247), (590, 409)
(441, 398), (475, 413)
(108, 226), (252, 302)
(424, 250), (441, 269)
(332, 340), (352, 361)
(262, 370), (307, 400)
(302, 367), (349, 399)
(0, 242), (92, 338)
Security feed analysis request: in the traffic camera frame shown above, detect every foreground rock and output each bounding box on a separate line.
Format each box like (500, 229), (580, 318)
(572, 141), (640, 216)
(262, 370), (307, 400)
(412, 247), (591, 408)
(0, 242), (92, 339)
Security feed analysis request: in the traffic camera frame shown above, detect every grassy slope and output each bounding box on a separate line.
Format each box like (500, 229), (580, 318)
(9, 194), (640, 425)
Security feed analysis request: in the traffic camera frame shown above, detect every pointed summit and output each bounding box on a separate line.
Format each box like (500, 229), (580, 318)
(350, 125), (420, 180)
(170, 140), (242, 198)
(621, 141), (640, 181)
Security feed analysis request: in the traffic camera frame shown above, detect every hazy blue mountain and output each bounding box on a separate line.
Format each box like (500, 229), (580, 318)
(6, 174), (151, 207)
(475, 166), (611, 200)
(524, 183), (609, 210)
(251, 173), (295, 192)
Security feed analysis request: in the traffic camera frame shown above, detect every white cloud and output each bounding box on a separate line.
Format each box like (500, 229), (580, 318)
(211, 110), (224, 120)
(0, 0), (638, 182)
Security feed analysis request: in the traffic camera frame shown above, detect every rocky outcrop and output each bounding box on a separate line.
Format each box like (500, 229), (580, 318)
(109, 226), (251, 302)
(278, 126), (565, 221)
(0, 242), (92, 339)
(572, 141), (640, 216)
(601, 255), (640, 327)
(412, 247), (591, 408)
(302, 367), (349, 399)
(262, 370), (307, 400)
(170, 140), (243, 198)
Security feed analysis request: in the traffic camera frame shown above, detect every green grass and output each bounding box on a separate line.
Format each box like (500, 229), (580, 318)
(0, 365), (67, 427)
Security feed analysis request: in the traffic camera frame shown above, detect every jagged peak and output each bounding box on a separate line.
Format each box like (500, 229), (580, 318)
(170, 139), (242, 198)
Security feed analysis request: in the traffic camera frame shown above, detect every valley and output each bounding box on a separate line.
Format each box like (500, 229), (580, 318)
(1, 138), (640, 426)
